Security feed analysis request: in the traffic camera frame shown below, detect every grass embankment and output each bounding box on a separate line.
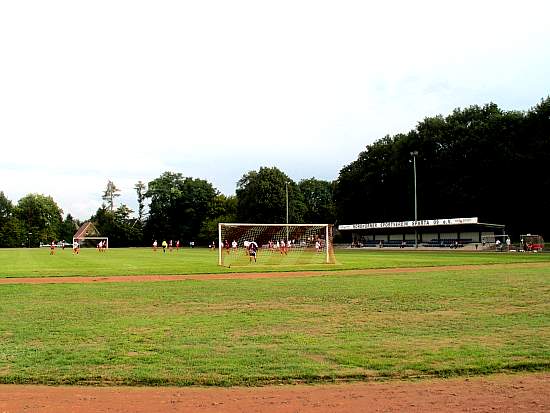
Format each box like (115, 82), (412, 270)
(0, 263), (548, 386)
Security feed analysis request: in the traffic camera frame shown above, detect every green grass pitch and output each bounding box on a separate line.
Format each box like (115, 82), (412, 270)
(0, 247), (549, 386)
(1, 247), (549, 278)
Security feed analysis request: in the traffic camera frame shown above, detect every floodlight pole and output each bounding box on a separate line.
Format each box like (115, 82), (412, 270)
(285, 181), (289, 241)
(218, 223), (222, 266)
(411, 151), (419, 248)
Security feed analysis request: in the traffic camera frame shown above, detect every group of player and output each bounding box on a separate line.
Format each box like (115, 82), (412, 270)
(96, 240), (107, 252)
(224, 239), (258, 262)
(49, 240), (81, 255)
(224, 238), (323, 257)
(267, 239), (291, 254)
(152, 239), (180, 253)
(267, 239), (322, 253)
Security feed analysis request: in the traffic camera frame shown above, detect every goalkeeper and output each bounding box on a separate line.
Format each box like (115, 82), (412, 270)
(248, 241), (258, 262)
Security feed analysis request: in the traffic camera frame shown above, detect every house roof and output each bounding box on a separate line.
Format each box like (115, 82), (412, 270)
(73, 222), (100, 239)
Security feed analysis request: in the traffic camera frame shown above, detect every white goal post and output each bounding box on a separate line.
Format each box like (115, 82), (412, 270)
(480, 234), (510, 251)
(218, 223), (335, 266)
(73, 236), (109, 249)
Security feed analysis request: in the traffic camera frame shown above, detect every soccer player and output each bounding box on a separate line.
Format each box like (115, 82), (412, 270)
(232, 240), (238, 254)
(50, 240), (56, 255)
(248, 241), (258, 262)
(176, 240), (180, 251)
(73, 239), (80, 255)
(224, 239), (230, 254)
(153, 240), (158, 252)
(162, 240), (168, 253)
(280, 240), (287, 255)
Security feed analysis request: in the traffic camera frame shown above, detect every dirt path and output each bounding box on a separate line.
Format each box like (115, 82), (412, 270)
(1, 262), (548, 284)
(1, 373), (548, 412)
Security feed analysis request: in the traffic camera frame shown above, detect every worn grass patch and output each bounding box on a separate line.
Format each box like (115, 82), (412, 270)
(0, 264), (549, 385)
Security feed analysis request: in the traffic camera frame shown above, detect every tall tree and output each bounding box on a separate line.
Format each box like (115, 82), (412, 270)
(102, 180), (121, 212)
(144, 172), (218, 243)
(0, 191), (22, 247)
(92, 204), (142, 247)
(334, 98), (550, 240)
(335, 134), (412, 224)
(298, 178), (336, 224)
(59, 214), (80, 243)
(0, 191), (14, 233)
(236, 167), (305, 223)
(15, 194), (63, 246)
(134, 180), (147, 222)
(198, 194), (238, 243)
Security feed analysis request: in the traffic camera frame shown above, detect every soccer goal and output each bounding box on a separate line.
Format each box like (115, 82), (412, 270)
(73, 221), (108, 249)
(218, 223), (335, 267)
(481, 234), (510, 251)
(73, 237), (109, 249)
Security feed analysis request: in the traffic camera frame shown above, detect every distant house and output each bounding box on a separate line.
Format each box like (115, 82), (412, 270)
(73, 222), (108, 248)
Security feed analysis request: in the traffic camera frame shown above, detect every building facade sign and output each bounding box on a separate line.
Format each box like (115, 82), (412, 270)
(338, 217), (478, 231)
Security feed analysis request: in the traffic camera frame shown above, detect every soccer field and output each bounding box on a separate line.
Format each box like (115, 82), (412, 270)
(0, 248), (549, 386)
(1, 247), (549, 278)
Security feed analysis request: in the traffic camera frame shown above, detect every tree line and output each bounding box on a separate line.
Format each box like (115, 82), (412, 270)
(1, 97), (548, 247)
(335, 97), (550, 240)
(0, 170), (335, 247)
(0, 193), (78, 248)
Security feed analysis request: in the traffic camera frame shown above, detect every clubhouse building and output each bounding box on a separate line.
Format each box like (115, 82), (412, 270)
(338, 217), (505, 248)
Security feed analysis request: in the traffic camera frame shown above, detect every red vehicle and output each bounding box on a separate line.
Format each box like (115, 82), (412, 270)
(521, 234), (544, 252)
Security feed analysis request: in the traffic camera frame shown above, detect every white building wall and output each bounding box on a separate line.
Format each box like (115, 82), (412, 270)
(422, 233), (439, 242)
(460, 231), (480, 242)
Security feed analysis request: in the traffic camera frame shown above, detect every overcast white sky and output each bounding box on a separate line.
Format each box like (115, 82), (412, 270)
(1, 0), (549, 220)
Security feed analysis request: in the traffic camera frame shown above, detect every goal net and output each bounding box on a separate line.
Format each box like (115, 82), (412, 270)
(218, 223), (335, 267)
(480, 234), (510, 251)
(73, 237), (109, 249)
